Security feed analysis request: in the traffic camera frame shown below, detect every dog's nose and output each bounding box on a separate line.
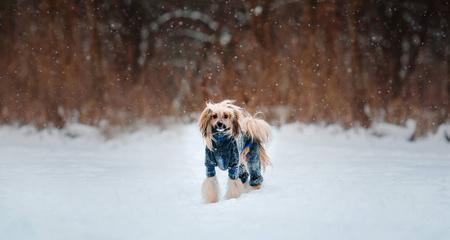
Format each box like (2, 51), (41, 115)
(217, 122), (225, 128)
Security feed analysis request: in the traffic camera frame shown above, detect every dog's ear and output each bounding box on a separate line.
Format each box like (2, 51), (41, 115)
(198, 106), (212, 138)
(199, 105), (214, 150)
(232, 109), (241, 137)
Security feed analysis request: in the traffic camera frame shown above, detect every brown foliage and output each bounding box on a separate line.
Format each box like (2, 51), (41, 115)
(0, 0), (448, 138)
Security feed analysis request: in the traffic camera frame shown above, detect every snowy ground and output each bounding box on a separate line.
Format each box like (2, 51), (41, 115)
(0, 123), (449, 240)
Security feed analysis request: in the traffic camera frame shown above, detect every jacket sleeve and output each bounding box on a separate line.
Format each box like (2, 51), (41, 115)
(205, 147), (216, 177)
(227, 141), (239, 180)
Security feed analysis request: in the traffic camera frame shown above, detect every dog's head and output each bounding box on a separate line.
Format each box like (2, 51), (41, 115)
(198, 100), (241, 150)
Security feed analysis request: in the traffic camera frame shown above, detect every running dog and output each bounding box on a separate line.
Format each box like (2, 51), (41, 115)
(198, 100), (271, 203)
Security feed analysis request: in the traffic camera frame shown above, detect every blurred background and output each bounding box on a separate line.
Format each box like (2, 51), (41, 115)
(0, 0), (448, 139)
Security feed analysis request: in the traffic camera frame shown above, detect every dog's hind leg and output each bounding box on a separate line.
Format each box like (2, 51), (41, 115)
(238, 164), (249, 184)
(247, 142), (264, 189)
(202, 176), (219, 203)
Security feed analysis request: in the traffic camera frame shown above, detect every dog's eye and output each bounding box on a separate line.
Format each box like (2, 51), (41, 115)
(223, 114), (229, 119)
(212, 114), (218, 119)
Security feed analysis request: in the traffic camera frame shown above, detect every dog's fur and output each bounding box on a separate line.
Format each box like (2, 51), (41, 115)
(199, 100), (271, 203)
(201, 176), (219, 203)
(225, 179), (245, 199)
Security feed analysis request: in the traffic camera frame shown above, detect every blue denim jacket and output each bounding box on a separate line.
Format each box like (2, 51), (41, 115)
(204, 132), (263, 186)
(205, 132), (239, 179)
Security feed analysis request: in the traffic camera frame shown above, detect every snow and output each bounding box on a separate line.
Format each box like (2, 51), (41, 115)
(0, 123), (449, 240)
(253, 6), (263, 16)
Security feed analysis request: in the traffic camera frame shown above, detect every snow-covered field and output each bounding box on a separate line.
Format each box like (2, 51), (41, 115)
(0, 123), (449, 240)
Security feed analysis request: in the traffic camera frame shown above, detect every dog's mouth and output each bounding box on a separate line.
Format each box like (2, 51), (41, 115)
(213, 122), (229, 133)
(214, 126), (229, 132)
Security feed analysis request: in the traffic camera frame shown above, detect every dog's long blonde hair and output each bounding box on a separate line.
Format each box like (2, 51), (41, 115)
(198, 100), (240, 150)
(237, 109), (271, 170)
(198, 100), (271, 169)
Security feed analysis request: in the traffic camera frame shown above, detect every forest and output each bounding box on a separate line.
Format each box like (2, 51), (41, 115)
(0, 0), (448, 139)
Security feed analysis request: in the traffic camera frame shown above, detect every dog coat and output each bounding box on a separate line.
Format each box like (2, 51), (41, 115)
(204, 131), (263, 186)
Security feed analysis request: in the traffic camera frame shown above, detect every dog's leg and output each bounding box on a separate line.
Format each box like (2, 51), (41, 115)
(238, 163), (249, 184)
(201, 176), (219, 203)
(247, 142), (264, 189)
(225, 178), (244, 199)
(225, 141), (244, 199)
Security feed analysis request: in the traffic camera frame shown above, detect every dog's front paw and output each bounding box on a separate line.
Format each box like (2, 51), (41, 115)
(225, 179), (244, 199)
(202, 176), (219, 203)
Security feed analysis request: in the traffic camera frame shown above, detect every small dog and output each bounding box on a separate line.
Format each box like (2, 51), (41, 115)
(198, 100), (271, 203)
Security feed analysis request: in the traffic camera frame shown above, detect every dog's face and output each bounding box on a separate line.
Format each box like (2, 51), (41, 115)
(198, 100), (241, 149)
(209, 108), (233, 133)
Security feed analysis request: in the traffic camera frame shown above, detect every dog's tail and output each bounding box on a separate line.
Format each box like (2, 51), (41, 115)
(241, 115), (271, 144)
(258, 142), (270, 170)
(241, 115), (271, 169)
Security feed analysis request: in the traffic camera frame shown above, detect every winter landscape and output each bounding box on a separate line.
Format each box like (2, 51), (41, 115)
(0, 1), (449, 239)
(1, 122), (449, 240)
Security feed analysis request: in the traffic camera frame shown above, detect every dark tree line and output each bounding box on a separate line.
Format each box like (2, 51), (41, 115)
(0, 0), (448, 138)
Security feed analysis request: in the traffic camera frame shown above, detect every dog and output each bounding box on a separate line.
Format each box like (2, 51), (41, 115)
(198, 100), (271, 203)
